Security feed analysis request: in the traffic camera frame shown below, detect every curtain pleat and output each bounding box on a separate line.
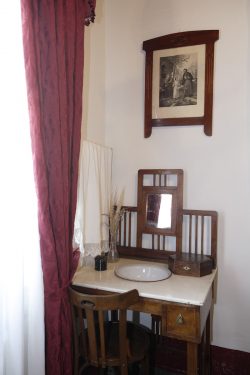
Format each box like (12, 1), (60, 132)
(21, 1), (96, 374)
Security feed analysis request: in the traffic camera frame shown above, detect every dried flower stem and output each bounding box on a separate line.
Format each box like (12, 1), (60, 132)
(103, 190), (125, 242)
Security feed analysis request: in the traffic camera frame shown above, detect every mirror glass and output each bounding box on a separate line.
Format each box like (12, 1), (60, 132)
(146, 193), (172, 229)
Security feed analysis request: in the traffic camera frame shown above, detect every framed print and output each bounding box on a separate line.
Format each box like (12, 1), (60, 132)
(143, 30), (219, 138)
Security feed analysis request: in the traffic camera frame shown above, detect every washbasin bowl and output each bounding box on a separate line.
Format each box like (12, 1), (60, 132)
(114, 262), (171, 282)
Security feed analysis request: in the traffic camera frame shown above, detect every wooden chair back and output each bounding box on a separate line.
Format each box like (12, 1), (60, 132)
(69, 288), (141, 375)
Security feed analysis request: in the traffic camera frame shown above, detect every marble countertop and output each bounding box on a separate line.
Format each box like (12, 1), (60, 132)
(72, 257), (217, 306)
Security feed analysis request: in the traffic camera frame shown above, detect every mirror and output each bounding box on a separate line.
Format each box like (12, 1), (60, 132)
(146, 193), (172, 229)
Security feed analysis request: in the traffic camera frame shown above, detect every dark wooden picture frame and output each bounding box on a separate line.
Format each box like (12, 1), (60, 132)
(143, 30), (219, 138)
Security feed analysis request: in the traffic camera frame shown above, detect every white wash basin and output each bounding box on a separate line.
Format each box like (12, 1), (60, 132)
(114, 262), (171, 282)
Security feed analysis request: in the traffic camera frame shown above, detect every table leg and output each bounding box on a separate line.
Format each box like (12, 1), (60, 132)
(200, 330), (206, 375)
(187, 342), (198, 375)
(205, 312), (211, 375)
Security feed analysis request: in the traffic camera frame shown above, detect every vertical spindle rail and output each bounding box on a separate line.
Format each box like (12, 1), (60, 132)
(118, 206), (137, 247)
(177, 209), (218, 267)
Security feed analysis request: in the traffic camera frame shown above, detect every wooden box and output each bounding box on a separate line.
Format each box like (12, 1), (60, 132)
(168, 253), (213, 277)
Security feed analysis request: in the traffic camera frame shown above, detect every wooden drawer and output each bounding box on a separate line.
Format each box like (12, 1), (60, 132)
(165, 305), (200, 341)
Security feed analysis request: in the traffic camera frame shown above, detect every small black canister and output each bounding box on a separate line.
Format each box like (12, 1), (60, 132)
(95, 254), (107, 271)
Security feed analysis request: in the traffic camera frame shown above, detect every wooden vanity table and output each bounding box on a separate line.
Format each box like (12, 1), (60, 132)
(73, 169), (218, 374)
(72, 258), (216, 375)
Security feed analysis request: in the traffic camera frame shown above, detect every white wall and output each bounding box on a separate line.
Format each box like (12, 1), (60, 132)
(84, 0), (250, 352)
(82, 0), (106, 143)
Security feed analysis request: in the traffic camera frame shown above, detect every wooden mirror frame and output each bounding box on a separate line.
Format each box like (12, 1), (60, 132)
(137, 169), (183, 248)
(141, 189), (175, 234)
(143, 30), (219, 138)
(117, 169), (217, 266)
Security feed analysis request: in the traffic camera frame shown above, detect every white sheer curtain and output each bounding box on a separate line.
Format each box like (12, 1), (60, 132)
(0, 2), (45, 375)
(74, 140), (113, 263)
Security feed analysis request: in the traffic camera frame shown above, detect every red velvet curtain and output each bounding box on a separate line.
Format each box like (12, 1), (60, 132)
(21, 1), (95, 374)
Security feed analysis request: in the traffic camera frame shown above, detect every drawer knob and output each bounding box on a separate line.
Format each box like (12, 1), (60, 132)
(176, 313), (184, 325)
(183, 266), (191, 271)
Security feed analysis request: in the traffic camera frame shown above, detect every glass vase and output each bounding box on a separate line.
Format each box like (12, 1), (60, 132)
(107, 240), (119, 263)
